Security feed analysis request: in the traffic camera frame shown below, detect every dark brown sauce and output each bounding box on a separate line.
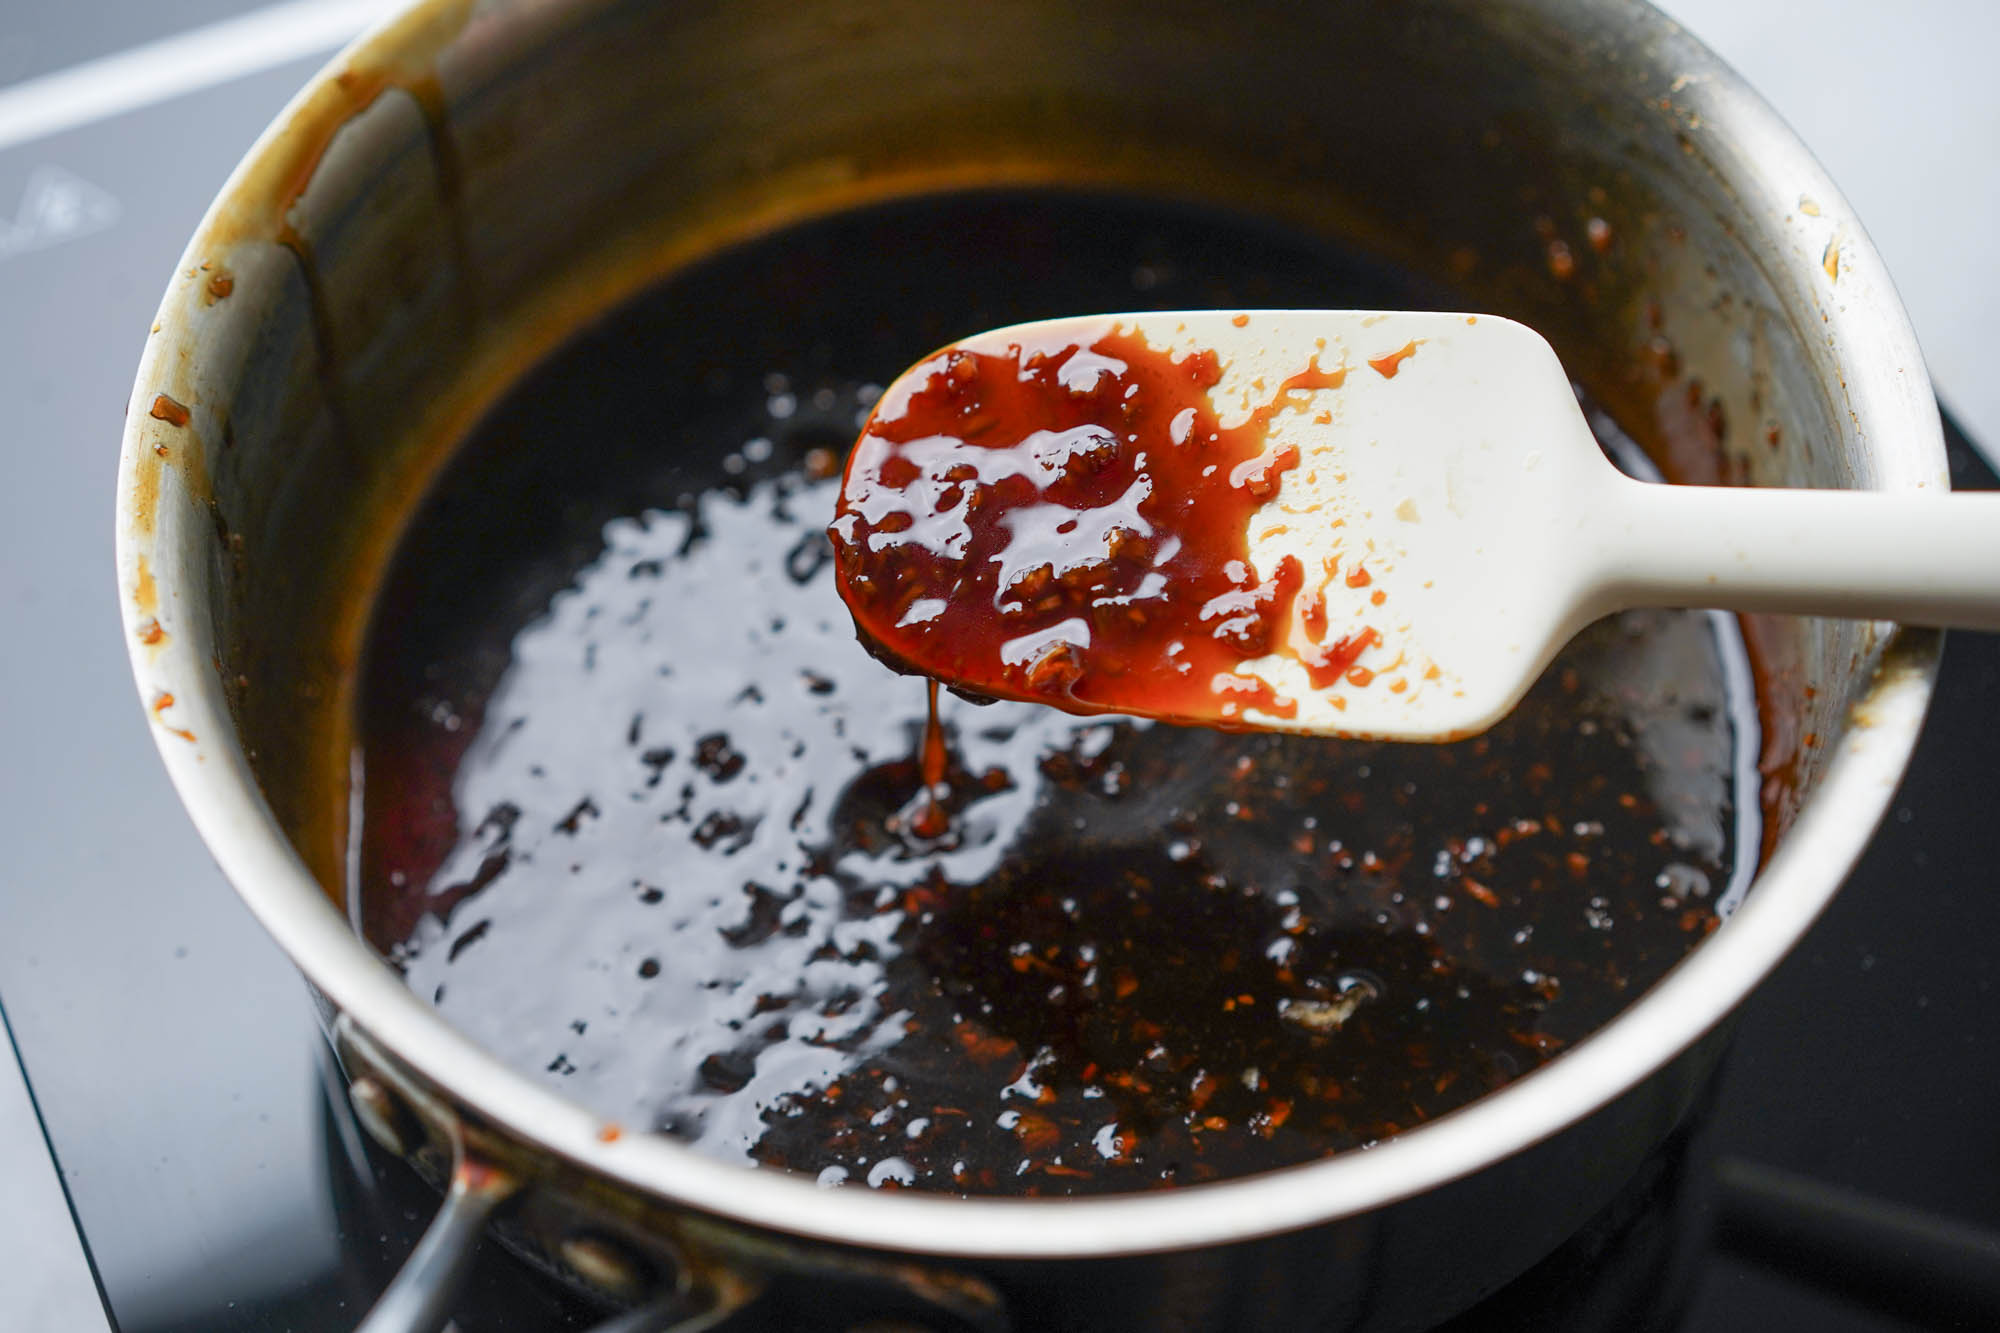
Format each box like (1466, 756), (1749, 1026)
(833, 332), (1344, 724)
(353, 190), (1752, 1197)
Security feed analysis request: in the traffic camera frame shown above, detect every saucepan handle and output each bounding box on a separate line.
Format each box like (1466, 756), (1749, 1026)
(335, 1010), (763, 1333)
(349, 1144), (758, 1333)
(353, 1155), (520, 1333)
(333, 1014), (999, 1332)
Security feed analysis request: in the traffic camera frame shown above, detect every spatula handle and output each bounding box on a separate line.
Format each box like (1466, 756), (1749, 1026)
(1592, 479), (2000, 631)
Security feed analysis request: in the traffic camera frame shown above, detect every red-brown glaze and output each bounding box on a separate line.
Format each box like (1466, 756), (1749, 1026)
(1303, 626), (1378, 689)
(149, 394), (191, 427)
(909, 679), (952, 839)
(150, 690), (195, 743)
(1300, 588), (1329, 643)
(830, 328), (1333, 726)
(920, 679), (948, 790)
(1367, 341), (1418, 378)
(1276, 358), (1348, 395)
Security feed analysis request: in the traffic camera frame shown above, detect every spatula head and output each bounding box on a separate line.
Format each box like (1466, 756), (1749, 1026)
(831, 310), (1618, 740)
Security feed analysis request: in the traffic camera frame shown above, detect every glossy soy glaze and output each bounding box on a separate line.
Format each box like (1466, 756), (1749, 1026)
(354, 190), (1754, 1197)
(831, 329), (1339, 723)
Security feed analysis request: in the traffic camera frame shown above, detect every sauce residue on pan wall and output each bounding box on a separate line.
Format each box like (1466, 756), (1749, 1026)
(353, 190), (1753, 1196)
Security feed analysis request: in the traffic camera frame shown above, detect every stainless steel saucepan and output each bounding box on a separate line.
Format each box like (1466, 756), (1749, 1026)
(114, 1), (1944, 1328)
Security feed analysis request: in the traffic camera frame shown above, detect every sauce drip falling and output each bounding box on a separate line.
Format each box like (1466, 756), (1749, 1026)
(830, 329), (1345, 727)
(909, 679), (950, 839)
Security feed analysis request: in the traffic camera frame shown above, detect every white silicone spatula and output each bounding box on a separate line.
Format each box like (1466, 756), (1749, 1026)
(839, 310), (1996, 741)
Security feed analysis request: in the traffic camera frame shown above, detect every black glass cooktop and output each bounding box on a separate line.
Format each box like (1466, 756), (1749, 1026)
(1, 10), (1996, 1332)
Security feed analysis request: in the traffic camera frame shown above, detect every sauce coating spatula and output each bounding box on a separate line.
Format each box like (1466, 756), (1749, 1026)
(832, 310), (1991, 740)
